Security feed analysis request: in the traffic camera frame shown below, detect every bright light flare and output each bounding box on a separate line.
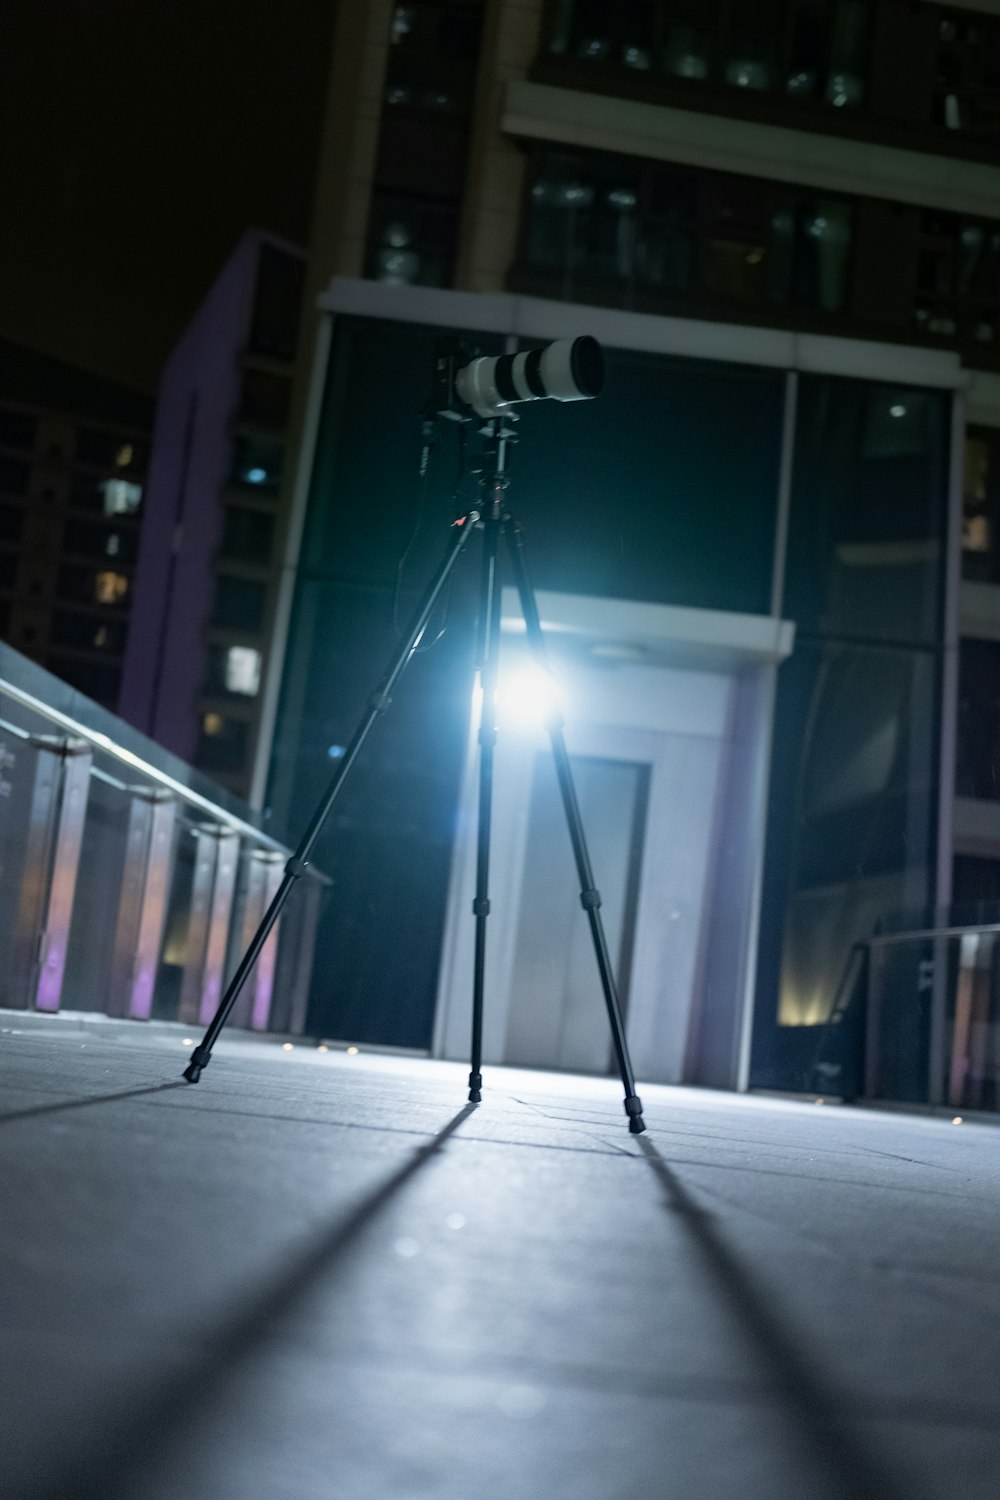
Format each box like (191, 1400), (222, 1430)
(491, 664), (565, 732)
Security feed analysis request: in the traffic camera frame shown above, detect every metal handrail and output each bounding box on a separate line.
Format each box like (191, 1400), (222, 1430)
(869, 921), (1000, 947)
(0, 682), (331, 878)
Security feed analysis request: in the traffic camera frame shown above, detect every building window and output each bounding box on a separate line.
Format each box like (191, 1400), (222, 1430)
(517, 148), (853, 317)
(915, 211), (1000, 346)
(0, 455), (30, 497)
(231, 435), (283, 491)
(196, 713), (251, 772)
(207, 644), (263, 697)
(63, 518), (138, 563)
(957, 638), (1000, 801)
(367, 191), (459, 287)
(212, 576), (266, 631)
(56, 562), (131, 608)
(100, 479), (143, 516)
(934, 8), (1000, 140)
(963, 426), (1000, 583)
(75, 428), (121, 466)
(0, 504), (23, 543)
(93, 570), (129, 605)
(219, 506), (275, 565)
(544, 0), (867, 108)
(385, 1), (483, 114)
(51, 611), (127, 652)
(0, 409), (37, 452)
(49, 656), (121, 705)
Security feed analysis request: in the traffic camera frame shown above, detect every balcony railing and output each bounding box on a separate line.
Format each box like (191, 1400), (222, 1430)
(0, 642), (326, 1034)
(813, 917), (1000, 1113)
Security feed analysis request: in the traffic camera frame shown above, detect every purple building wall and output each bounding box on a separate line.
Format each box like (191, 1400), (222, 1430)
(120, 230), (299, 762)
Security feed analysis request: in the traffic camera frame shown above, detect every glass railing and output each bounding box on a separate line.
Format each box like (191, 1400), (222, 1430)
(0, 642), (326, 1033)
(865, 921), (1000, 1113)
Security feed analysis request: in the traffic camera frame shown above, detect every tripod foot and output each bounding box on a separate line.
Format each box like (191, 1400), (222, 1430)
(625, 1094), (646, 1135)
(182, 1045), (212, 1084)
(468, 1070), (482, 1104)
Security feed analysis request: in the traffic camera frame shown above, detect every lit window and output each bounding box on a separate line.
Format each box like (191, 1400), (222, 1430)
(94, 626), (108, 647)
(93, 570), (128, 604)
(101, 479), (142, 516)
(245, 467), (268, 485)
(224, 645), (262, 696)
(203, 712), (224, 736)
(106, 534), (120, 556)
(115, 443), (134, 467)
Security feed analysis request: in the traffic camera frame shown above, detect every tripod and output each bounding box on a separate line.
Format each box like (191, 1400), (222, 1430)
(182, 414), (646, 1136)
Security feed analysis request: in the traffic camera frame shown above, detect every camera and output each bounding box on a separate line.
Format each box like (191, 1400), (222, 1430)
(434, 336), (605, 420)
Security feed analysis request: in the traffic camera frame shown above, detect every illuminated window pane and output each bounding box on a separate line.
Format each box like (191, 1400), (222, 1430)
(101, 479), (143, 516)
(93, 570), (129, 605)
(224, 646), (262, 696)
(231, 436), (283, 490)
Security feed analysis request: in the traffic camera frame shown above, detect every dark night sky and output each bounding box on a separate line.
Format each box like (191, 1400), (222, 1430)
(0, 0), (337, 392)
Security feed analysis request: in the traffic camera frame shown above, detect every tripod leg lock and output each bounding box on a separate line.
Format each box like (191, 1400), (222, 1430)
(285, 856), (310, 880)
(468, 1071), (483, 1104)
(472, 897), (490, 917)
(624, 1094), (646, 1135)
(580, 887), (602, 911)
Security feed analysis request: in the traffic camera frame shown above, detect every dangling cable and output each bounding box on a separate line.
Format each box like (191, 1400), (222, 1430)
(397, 415), (472, 654)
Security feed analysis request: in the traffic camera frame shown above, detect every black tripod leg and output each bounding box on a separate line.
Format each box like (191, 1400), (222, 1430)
(182, 510), (480, 1083)
(468, 514), (503, 1104)
(505, 520), (646, 1135)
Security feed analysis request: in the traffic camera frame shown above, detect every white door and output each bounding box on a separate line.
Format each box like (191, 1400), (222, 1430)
(434, 681), (731, 1082)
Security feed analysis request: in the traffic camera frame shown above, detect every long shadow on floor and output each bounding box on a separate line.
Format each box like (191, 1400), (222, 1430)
(0, 1081), (187, 1123)
(638, 1136), (922, 1500)
(24, 1101), (479, 1500)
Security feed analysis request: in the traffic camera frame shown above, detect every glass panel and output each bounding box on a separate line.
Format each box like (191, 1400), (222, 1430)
(220, 506), (275, 565)
(231, 435), (283, 490)
(367, 191), (459, 288)
(962, 427), (1000, 582)
(957, 639), (1000, 801)
(782, 377), (948, 647)
(212, 577), (266, 631)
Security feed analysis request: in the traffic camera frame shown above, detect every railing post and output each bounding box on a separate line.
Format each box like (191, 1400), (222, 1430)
(108, 788), (177, 1020)
(270, 875), (322, 1036)
(864, 939), (883, 1099)
(228, 848), (285, 1031)
(9, 734), (92, 1013)
(178, 825), (240, 1028)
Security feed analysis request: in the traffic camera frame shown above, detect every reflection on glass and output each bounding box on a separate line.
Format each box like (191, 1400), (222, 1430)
(962, 427), (1000, 583)
(663, 24), (710, 79)
(958, 640), (1000, 801)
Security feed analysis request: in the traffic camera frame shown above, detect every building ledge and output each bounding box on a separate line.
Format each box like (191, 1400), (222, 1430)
(501, 79), (1000, 219)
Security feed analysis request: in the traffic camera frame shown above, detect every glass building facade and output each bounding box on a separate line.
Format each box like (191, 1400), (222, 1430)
(268, 310), (951, 1087)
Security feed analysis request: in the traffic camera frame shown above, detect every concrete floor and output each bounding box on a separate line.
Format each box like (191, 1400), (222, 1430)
(2, 1019), (1000, 1500)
